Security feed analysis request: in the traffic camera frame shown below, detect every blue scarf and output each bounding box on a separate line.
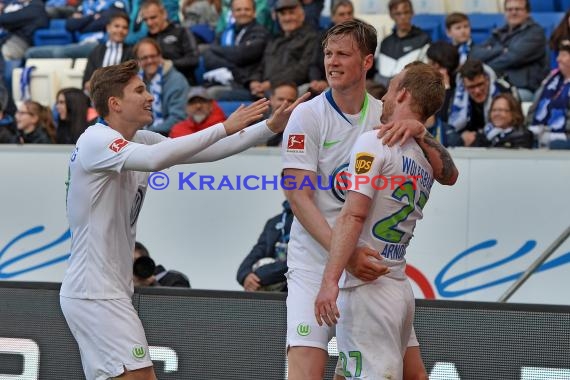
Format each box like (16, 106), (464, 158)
(139, 65), (164, 129)
(531, 69), (570, 135)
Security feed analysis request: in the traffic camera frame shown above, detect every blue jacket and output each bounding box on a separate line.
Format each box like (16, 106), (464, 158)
(0, 0), (48, 45)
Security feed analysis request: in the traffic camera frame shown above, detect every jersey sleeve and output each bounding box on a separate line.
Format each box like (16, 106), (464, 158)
(78, 125), (146, 173)
(347, 131), (392, 199)
(281, 102), (321, 173)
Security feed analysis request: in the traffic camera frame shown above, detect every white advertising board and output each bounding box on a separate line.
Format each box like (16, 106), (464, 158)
(0, 146), (569, 305)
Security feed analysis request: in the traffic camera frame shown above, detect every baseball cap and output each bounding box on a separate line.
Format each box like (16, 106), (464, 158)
(275, 0), (301, 12)
(187, 87), (211, 102)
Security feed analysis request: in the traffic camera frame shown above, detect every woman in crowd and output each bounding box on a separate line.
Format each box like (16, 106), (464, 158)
(482, 93), (533, 148)
(14, 101), (56, 144)
(55, 88), (91, 144)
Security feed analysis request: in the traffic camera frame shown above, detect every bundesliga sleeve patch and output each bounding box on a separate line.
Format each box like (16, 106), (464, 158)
(354, 153), (374, 174)
(286, 133), (305, 153)
(109, 138), (129, 153)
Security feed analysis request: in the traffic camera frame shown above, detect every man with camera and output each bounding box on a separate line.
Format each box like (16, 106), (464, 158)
(133, 241), (191, 287)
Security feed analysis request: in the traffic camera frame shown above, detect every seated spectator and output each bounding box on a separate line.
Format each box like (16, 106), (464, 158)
(445, 12), (472, 65)
(376, 0), (430, 87)
(125, 0), (180, 45)
(181, 0), (220, 29)
(426, 41), (460, 145)
(219, 0), (318, 100)
(307, 0), (354, 97)
(549, 9), (570, 67)
(83, 12), (133, 94)
(141, 0), (200, 84)
(133, 241), (191, 287)
(298, 0), (323, 32)
(169, 87), (227, 138)
(473, 93), (533, 148)
(135, 38), (190, 136)
(470, 0), (548, 102)
(447, 59), (517, 147)
(216, 0), (272, 37)
(0, 0), (48, 60)
(526, 40), (570, 150)
(236, 191), (292, 292)
(45, 0), (79, 19)
(266, 81), (296, 146)
(202, 0), (270, 99)
(26, 0), (127, 59)
(13, 101), (56, 144)
(55, 88), (91, 144)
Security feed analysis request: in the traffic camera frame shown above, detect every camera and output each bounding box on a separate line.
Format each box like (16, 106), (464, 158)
(133, 256), (156, 279)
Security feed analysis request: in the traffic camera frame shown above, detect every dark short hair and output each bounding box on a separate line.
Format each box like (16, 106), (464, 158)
(90, 60), (139, 118)
(331, 0), (353, 15)
(388, 0), (413, 13)
(230, 0), (256, 10)
(323, 19), (377, 57)
(427, 41), (459, 76)
(504, 0), (530, 12)
(107, 10), (130, 26)
(445, 12), (469, 29)
(399, 62), (445, 122)
(459, 59), (486, 80)
(135, 241), (150, 257)
(140, 0), (164, 11)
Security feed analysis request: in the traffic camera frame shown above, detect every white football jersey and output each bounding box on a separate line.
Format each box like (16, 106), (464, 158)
(282, 91), (383, 273)
(341, 130), (434, 287)
(60, 123), (164, 299)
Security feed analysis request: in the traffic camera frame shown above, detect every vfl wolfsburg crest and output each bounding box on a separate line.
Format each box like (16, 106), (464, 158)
(297, 323), (311, 336)
(132, 345), (146, 359)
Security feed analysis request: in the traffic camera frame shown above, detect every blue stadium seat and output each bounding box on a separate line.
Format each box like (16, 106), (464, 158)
(217, 101), (252, 117)
(558, 0), (570, 12)
(468, 13), (505, 43)
(532, 12), (564, 39)
(33, 18), (73, 47)
(529, 0), (557, 12)
(190, 24), (215, 44)
(413, 14), (445, 41)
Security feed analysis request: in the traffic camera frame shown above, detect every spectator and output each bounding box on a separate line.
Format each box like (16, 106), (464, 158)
(448, 59), (517, 147)
(470, 0), (548, 101)
(169, 87), (227, 138)
(526, 39), (570, 150)
(140, 0), (200, 84)
(475, 93), (533, 148)
(133, 241), (191, 287)
(445, 12), (472, 65)
(236, 189), (292, 292)
(220, 0), (318, 100)
(426, 41), (460, 145)
(549, 9), (570, 68)
(55, 88), (91, 144)
(134, 37), (190, 136)
(202, 0), (270, 99)
(13, 100), (56, 144)
(376, 0), (430, 87)
(307, 0), (354, 97)
(0, 0), (49, 60)
(0, 99), (16, 143)
(216, 0), (272, 36)
(25, 0), (127, 59)
(181, 0), (221, 29)
(125, 0), (180, 45)
(298, 0), (323, 32)
(45, 0), (79, 19)
(83, 11), (133, 94)
(265, 81), (297, 146)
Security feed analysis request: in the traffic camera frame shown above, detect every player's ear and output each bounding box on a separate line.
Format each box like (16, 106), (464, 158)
(396, 87), (407, 103)
(108, 96), (120, 113)
(363, 53), (374, 71)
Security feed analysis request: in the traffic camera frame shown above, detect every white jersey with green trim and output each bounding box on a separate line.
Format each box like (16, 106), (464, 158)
(341, 129), (434, 287)
(282, 90), (383, 274)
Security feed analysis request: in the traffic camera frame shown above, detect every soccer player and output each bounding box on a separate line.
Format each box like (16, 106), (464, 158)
(59, 59), (306, 380)
(282, 20), (458, 380)
(315, 62), (446, 379)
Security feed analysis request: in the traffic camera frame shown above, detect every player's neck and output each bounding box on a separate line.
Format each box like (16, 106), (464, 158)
(105, 115), (139, 140)
(331, 88), (366, 114)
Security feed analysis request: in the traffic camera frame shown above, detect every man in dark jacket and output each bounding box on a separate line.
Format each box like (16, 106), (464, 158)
(202, 0), (270, 99)
(470, 0), (548, 101)
(133, 241), (191, 288)
(0, 0), (48, 60)
(141, 0), (200, 84)
(237, 199), (293, 292)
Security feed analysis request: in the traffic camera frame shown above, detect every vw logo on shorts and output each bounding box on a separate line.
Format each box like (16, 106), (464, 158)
(297, 323), (311, 336)
(132, 345), (146, 359)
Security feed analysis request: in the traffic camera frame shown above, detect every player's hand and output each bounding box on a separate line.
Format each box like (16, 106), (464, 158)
(223, 98), (270, 135)
(314, 281), (340, 326)
(346, 246), (390, 282)
(243, 273), (261, 292)
(377, 119), (426, 146)
(266, 92), (311, 133)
